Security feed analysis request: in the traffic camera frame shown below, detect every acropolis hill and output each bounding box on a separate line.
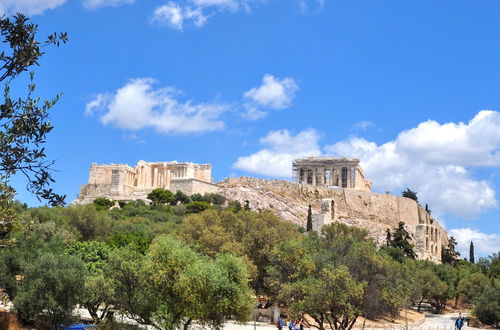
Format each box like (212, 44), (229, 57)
(75, 157), (446, 262)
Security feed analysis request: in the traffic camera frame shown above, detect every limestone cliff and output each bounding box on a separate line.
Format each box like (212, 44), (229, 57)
(217, 177), (447, 262)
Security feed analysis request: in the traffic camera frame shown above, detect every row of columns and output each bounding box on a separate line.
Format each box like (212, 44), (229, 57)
(135, 165), (189, 188)
(297, 166), (356, 188)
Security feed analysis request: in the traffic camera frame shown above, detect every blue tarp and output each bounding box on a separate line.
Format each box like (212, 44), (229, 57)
(56, 324), (97, 330)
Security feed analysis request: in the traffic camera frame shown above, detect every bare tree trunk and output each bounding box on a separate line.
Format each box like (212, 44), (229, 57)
(183, 318), (192, 330)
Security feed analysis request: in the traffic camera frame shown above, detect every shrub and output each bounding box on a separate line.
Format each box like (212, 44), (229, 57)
(204, 193), (226, 205)
(93, 198), (114, 211)
(185, 201), (212, 214)
(147, 189), (175, 206)
(190, 193), (204, 202)
(474, 286), (500, 327)
(174, 191), (191, 204)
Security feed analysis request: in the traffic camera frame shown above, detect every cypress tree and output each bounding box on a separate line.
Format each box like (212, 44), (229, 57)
(307, 204), (313, 232)
(470, 241), (475, 264)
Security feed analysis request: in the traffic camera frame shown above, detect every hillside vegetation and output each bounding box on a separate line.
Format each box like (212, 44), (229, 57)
(0, 193), (498, 329)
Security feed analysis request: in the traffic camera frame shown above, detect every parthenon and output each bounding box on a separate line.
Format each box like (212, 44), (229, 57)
(75, 160), (218, 204)
(292, 157), (372, 192)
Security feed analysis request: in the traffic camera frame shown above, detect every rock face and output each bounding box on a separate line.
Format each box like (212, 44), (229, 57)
(217, 177), (447, 262)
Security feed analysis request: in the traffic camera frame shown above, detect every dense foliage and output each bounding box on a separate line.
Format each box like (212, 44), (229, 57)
(0, 197), (498, 329)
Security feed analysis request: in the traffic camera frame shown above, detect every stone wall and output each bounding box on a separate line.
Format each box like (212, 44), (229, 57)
(217, 177), (447, 262)
(170, 179), (219, 195)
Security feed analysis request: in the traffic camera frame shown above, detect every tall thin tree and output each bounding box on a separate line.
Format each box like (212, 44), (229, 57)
(307, 204), (313, 232)
(469, 241), (475, 264)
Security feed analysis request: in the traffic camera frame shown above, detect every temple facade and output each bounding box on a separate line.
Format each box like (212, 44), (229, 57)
(292, 157), (372, 192)
(74, 160), (218, 204)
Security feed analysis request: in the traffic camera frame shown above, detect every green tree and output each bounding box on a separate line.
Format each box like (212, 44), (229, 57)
(268, 223), (410, 327)
(105, 247), (158, 327)
(185, 201), (212, 214)
(475, 252), (500, 279)
(0, 14), (67, 207)
(147, 238), (253, 329)
(286, 265), (366, 330)
(401, 188), (418, 202)
(108, 231), (152, 254)
(108, 237), (253, 330)
(441, 236), (460, 265)
(190, 193), (204, 202)
(63, 205), (112, 241)
(65, 241), (114, 323)
(203, 193), (226, 205)
(13, 253), (86, 326)
(180, 209), (300, 293)
(174, 190), (191, 204)
(458, 272), (490, 304)
(414, 264), (449, 312)
(93, 197), (115, 210)
(147, 188), (175, 206)
(386, 222), (416, 259)
(306, 204), (313, 232)
(226, 200), (242, 212)
(474, 286), (500, 327)
(470, 241), (475, 264)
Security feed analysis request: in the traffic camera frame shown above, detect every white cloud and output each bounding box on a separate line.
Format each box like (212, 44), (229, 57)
(85, 93), (112, 116)
(0, 0), (66, 15)
(241, 105), (267, 120)
(83, 0), (135, 9)
(152, 2), (208, 29)
(242, 74), (299, 119)
(234, 111), (499, 218)
(153, 0), (322, 29)
(353, 121), (374, 131)
(85, 78), (227, 134)
(190, 0), (239, 10)
(233, 129), (321, 177)
(244, 74), (298, 109)
(325, 111), (500, 218)
(449, 228), (500, 257)
(298, 0), (325, 13)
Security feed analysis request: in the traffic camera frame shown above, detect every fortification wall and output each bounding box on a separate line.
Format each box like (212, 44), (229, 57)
(218, 177), (446, 262)
(170, 179), (218, 195)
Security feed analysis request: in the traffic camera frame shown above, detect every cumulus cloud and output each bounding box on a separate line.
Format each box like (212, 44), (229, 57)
(242, 74), (298, 119)
(234, 111), (499, 218)
(153, 0), (324, 29)
(152, 2), (208, 29)
(0, 0), (67, 15)
(85, 78), (228, 134)
(233, 129), (321, 177)
(152, 0), (249, 29)
(244, 74), (299, 109)
(449, 228), (500, 257)
(326, 111), (500, 218)
(83, 0), (135, 9)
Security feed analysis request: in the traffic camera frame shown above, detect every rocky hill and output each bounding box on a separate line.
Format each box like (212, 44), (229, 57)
(217, 177), (447, 256)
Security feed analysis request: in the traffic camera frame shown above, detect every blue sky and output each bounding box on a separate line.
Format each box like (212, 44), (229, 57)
(3, 0), (500, 257)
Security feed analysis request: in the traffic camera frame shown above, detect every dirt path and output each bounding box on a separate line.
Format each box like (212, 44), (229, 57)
(222, 312), (478, 330)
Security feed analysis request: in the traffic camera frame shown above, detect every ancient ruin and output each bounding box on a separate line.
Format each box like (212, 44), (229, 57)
(292, 157), (372, 192)
(74, 157), (445, 262)
(218, 177), (446, 263)
(75, 160), (218, 204)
